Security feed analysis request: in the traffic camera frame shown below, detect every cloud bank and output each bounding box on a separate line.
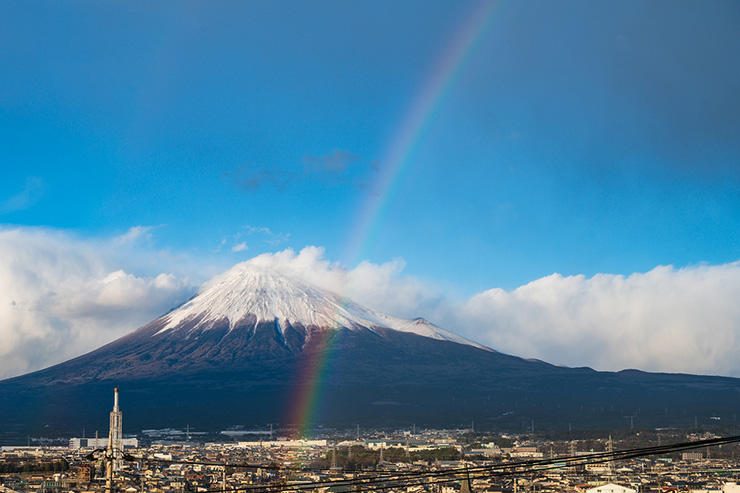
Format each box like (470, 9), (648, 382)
(0, 227), (194, 380)
(245, 248), (740, 377)
(3, 235), (740, 380)
(245, 246), (440, 319)
(452, 263), (740, 376)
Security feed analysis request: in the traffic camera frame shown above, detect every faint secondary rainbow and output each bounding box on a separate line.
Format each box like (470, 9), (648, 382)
(287, 1), (503, 438)
(344, 0), (503, 267)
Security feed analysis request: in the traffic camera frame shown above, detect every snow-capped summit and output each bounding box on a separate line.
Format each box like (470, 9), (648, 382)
(7, 261), (740, 437)
(156, 261), (490, 351)
(158, 263), (366, 333)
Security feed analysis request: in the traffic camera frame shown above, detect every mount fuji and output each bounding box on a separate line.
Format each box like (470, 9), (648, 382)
(2, 262), (740, 441)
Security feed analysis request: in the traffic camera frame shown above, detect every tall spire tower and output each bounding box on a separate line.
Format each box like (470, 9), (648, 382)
(108, 388), (123, 472)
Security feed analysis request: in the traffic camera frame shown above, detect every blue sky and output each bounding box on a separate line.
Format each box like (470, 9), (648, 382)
(2, 1), (740, 378)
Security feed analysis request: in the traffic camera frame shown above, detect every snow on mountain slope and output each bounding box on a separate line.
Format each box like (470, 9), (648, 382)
(341, 302), (492, 351)
(156, 261), (491, 352)
(158, 264), (373, 333)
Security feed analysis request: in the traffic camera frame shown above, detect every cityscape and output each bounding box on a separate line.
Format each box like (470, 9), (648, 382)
(4, 390), (740, 493)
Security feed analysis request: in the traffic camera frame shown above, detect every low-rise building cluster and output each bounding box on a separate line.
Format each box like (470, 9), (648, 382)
(3, 430), (740, 493)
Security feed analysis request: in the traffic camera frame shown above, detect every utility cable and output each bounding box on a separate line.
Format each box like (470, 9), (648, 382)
(131, 434), (740, 493)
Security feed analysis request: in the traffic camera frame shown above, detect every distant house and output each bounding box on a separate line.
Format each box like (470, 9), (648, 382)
(586, 483), (637, 493)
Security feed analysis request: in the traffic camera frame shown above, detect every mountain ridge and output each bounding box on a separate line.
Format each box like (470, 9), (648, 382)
(2, 261), (740, 442)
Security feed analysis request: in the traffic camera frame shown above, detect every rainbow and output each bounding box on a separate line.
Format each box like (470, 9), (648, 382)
(344, 0), (503, 266)
(286, 325), (340, 438)
(287, 0), (503, 438)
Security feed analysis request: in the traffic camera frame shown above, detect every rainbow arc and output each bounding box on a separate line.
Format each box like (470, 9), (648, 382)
(287, 0), (504, 438)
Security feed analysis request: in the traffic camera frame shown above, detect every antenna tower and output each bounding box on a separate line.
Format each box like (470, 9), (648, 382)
(109, 388), (123, 472)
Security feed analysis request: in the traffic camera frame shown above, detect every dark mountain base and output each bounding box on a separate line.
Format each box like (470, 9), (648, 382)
(2, 328), (740, 444)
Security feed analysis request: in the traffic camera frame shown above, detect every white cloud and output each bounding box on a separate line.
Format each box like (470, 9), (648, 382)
(232, 242), (248, 252)
(446, 262), (740, 376)
(245, 246), (438, 319)
(245, 226), (273, 235)
(243, 225), (290, 246)
(244, 248), (740, 377)
(112, 225), (154, 245)
(0, 227), (195, 380)
(4, 233), (740, 380)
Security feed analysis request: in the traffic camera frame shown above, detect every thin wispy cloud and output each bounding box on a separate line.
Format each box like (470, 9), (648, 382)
(216, 226), (290, 255)
(302, 150), (360, 174)
(231, 242), (247, 252)
(112, 225), (155, 245)
(223, 166), (291, 192)
(243, 225), (290, 247)
(302, 150), (378, 188)
(245, 226), (273, 235)
(224, 150), (377, 193)
(0, 177), (47, 214)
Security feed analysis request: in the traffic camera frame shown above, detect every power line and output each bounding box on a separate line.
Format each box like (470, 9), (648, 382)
(130, 434), (740, 493)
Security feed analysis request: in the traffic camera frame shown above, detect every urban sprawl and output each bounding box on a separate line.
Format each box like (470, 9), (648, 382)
(3, 390), (740, 493)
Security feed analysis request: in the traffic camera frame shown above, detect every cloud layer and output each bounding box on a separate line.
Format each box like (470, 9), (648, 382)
(452, 264), (740, 376)
(244, 248), (740, 377)
(3, 233), (740, 380)
(245, 246), (440, 319)
(0, 227), (194, 380)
